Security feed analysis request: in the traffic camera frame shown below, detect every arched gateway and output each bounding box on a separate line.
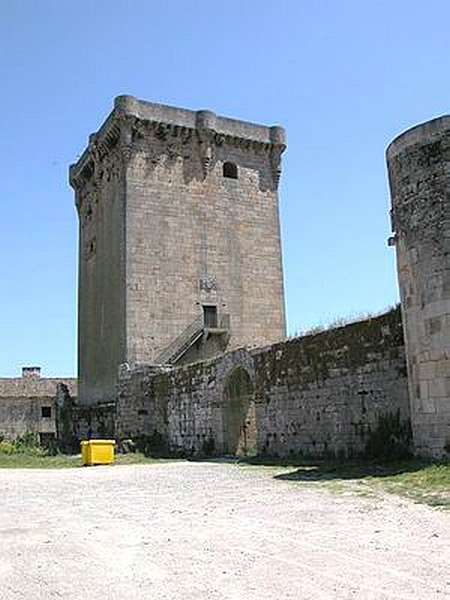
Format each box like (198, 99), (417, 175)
(223, 366), (257, 456)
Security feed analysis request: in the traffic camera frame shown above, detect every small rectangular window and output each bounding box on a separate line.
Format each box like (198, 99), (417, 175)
(223, 162), (238, 179)
(41, 406), (52, 418)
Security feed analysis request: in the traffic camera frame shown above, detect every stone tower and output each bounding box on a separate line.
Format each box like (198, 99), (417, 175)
(70, 96), (286, 405)
(387, 116), (450, 458)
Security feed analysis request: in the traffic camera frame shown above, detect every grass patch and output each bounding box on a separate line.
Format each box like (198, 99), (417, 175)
(0, 451), (176, 469)
(240, 457), (450, 509)
(373, 463), (450, 508)
(0, 431), (178, 469)
(0, 453), (82, 469)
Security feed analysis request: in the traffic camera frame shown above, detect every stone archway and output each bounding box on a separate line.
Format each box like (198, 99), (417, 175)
(223, 366), (257, 456)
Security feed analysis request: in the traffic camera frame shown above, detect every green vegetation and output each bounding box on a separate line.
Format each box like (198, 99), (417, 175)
(372, 462), (450, 508)
(243, 457), (450, 509)
(291, 305), (400, 338)
(364, 410), (412, 459)
(0, 450), (173, 469)
(0, 431), (48, 457)
(0, 432), (78, 467)
(0, 432), (176, 468)
(0, 453), (81, 468)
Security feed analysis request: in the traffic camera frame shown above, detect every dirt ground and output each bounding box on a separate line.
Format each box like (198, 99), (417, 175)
(0, 461), (449, 599)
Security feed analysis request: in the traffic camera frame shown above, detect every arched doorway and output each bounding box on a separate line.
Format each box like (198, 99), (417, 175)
(223, 366), (257, 456)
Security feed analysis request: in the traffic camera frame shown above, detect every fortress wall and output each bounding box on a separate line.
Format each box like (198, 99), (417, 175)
(252, 307), (408, 458)
(73, 403), (116, 441)
(72, 132), (126, 406)
(118, 307), (410, 458)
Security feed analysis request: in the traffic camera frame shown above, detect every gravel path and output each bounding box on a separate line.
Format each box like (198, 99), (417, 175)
(0, 461), (449, 599)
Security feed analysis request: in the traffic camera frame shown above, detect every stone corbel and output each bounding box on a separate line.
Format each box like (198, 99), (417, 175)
(269, 126), (287, 188)
(89, 139), (102, 192)
(196, 110), (217, 179)
(199, 135), (214, 178)
(119, 117), (134, 165)
(270, 145), (284, 187)
(196, 127), (215, 178)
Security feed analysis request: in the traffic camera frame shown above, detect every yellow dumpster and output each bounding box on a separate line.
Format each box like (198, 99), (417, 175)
(81, 439), (115, 466)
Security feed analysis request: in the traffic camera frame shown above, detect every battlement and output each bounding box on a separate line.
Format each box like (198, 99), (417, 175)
(70, 95), (286, 189)
(113, 95), (286, 144)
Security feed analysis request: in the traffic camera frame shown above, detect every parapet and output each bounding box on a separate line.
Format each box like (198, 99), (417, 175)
(69, 95), (286, 189)
(386, 115), (450, 160)
(22, 366), (41, 378)
(112, 95), (286, 145)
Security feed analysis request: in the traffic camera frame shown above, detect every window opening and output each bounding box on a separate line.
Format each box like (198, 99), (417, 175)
(223, 162), (238, 179)
(203, 305), (218, 328)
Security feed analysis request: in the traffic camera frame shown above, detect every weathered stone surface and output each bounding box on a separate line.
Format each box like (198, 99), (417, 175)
(387, 115), (450, 458)
(117, 307), (410, 459)
(6, 102), (447, 462)
(70, 96), (286, 406)
(0, 373), (77, 442)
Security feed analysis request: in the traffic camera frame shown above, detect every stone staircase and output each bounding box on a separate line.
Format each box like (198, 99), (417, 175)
(154, 313), (230, 366)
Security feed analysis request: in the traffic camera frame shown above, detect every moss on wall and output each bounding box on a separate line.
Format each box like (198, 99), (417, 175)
(253, 306), (404, 389)
(117, 306), (409, 459)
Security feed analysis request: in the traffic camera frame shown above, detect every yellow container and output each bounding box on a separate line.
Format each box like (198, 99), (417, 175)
(81, 439), (115, 466)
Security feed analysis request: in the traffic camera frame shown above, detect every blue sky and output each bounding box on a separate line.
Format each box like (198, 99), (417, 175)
(0, 0), (449, 377)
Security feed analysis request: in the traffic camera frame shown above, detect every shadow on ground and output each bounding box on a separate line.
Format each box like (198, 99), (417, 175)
(250, 458), (433, 482)
(187, 455), (436, 481)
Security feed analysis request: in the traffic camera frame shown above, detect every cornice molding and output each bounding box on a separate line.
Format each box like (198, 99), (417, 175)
(70, 96), (287, 189)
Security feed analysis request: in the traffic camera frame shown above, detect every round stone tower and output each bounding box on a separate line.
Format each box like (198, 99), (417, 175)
(387, 116), (450, 458)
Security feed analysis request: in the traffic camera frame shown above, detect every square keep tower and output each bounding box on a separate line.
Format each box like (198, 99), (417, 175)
(70, 96), (286, 405)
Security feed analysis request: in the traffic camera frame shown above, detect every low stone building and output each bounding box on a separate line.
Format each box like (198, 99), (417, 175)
(0, 367), (77, 446)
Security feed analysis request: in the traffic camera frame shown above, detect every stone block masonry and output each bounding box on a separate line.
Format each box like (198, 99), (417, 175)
(70, 96), (286, 406)
(118, 307), (410, 459)
(387, 115), (450, 458)
(0, 99), (441, 460)
(0, 368), (77, 443)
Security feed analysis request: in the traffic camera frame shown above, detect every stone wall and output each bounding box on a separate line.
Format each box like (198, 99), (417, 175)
(70, 116), (127, 406)
(73, 403), (116, 441)
(387, 115), (450, 458)
(0, 375), (77, 442)
(118, 307), (410, 458)
(123, 96), (287, 365)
